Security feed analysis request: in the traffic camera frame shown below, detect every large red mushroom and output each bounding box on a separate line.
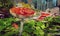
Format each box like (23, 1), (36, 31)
(10, 7), (35, 36)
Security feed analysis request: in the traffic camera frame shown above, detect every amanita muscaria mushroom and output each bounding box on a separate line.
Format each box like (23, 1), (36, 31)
(10, 7), (35, 18)
(37, 12), (51, 21)
(10, 7), (35, 36)
(12, 22), (18, 29)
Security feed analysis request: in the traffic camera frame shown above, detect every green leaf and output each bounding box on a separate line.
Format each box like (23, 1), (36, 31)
(36, 22), (44, 27)
(22, 32), (31, 36)
(41, 24), (46, 29)
(33, 26), (44, 36)
(23, 26), (33, 33)
(0, 26), (6, 32)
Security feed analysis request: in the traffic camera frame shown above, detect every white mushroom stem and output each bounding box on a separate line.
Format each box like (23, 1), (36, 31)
(19, 18), (24, 36)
